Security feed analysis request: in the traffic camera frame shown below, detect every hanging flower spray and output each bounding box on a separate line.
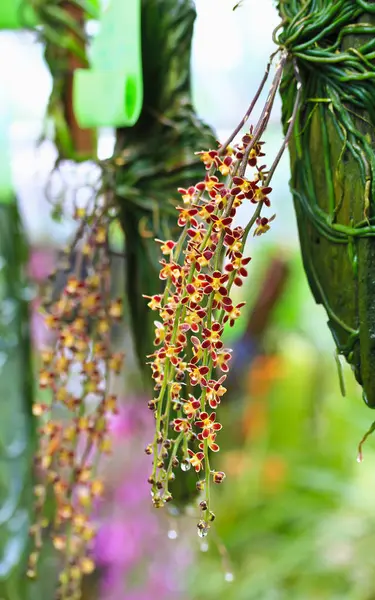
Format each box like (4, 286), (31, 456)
(29, 197), (124, 598)
(29, 48), (301, 598)
(145, 51), (301, 536)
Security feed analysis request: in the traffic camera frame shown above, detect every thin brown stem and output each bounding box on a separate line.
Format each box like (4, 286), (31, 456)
(239, 51), (288, 177)
(219, 50), (279, 154)
(264, 58), (302, 186)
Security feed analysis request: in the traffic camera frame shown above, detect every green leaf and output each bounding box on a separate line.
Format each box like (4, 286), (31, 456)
(279, 3), (375, 406)
(0, 202), (34, 599)
(116, 0), (216, 375)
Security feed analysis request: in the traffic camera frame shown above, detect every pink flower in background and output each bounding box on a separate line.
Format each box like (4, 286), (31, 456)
(27, 246), (193, 598)
(95, 398), (191, 600)
(28, 247), (56, 349)
(28, 248), (55, 282)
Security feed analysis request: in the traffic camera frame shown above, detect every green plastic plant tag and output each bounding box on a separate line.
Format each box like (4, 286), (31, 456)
(0, 0), (37, 29)
(0, 0), (98, 29)
(73, 0), (143, 128)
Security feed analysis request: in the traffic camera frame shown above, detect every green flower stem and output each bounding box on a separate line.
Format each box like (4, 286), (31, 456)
(152, 360), (171, 480)
(165, 431), (184, 492)
(219, 53), (278, 155)
(204, 438), (211, 521)
(239, 52), (287, 178)
(150, 52), (305, 506)
(160, 224), (217, 443)
(155, 216), (220, 479)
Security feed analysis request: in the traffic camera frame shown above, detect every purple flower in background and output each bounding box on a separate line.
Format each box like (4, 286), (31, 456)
(27, 246), (193, 598)
(95, 398), (192, 600)
(28, 248), (55, 282)
(28, 247), (56, 349)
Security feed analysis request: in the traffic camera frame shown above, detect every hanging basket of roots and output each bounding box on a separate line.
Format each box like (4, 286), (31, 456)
(277, 0), (375, 407)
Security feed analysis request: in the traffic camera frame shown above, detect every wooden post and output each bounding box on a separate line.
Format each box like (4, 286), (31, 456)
(62, 2), (95, 157)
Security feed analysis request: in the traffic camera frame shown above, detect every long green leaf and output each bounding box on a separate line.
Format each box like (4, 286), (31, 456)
(116, 0), (216, 374)
(0, 201), (34, 599)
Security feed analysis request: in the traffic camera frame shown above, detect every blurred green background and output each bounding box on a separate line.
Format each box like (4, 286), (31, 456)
(2, 1), (375, 599)
(190, 245), (375, 600)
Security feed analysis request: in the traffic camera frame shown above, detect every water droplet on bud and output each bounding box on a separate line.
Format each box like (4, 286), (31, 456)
(357, 453), (362, 463)
(197, 520), (210, 538)
(225, 572), (234, 583)
(181, 459), (191, 471)
(197, 528), (208, 538)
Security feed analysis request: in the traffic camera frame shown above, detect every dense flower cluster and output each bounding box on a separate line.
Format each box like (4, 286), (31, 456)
(145, 127), (277, 537)
(29, 201), (123, 599)
(145, 51), (301, 536)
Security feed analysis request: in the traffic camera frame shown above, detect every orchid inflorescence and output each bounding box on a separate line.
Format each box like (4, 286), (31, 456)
(145, 51), (301, 537)
(29, 199), (124, 599)
(27, 48), (301, 595)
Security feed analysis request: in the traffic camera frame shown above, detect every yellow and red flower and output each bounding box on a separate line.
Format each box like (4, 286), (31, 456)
(195, 412), (222, 439)
(201, 321), (224, 351)
(188, 364), (210, 387)
(187, 449), (205, 472)
(212, 348), (232, 373)
(195, 149), (218, 169)
(173, 418), (192, 433)
(205, 376), (227, 408)
(183, 395), (201, 419)
(198, 432), (220, 453)
(223, 301), (246, 327)
(254, 214), (276, 236)
(252, 184), (273, 207)
(177, 185), (197, 205)
(176, 206), (199, 227)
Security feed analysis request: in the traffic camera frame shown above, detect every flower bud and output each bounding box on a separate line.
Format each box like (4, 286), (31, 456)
(213, 471), (226, 484)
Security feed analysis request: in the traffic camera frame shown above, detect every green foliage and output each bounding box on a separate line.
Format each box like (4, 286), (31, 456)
(116, 0), (216, 374)
(0, 202), (33, 599)
(190, 252), (375, 600)
(277, 0), (375, 406)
